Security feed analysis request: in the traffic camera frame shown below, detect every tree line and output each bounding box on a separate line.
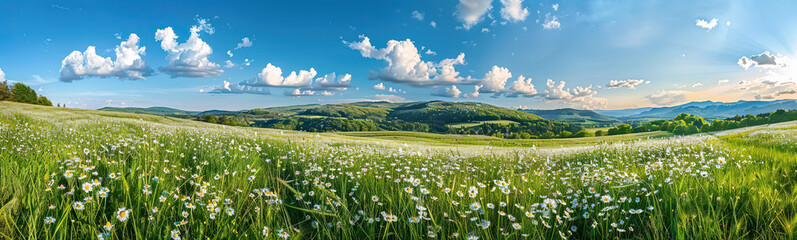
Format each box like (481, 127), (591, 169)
(605, 109), (797, 136)
(0, 81), (53, 106)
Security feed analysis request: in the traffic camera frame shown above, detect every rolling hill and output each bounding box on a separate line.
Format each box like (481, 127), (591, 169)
(520, 108), (622, 127)
(100, 101), (582, 138)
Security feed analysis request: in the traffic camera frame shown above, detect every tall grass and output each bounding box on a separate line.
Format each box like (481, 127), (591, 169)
(0, 102), (796, 239)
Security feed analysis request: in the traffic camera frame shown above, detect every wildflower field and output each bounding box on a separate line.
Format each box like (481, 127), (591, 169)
(1, 102), (796, 239)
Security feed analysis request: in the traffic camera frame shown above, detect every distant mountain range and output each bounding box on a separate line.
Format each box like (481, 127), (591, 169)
(594, 99), (797, 120)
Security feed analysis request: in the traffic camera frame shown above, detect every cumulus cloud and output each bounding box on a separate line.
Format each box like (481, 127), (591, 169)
(455, 0), (493, 30)
(432, 85), (463, 98)
(235, 37), (252, 49)
(224, 60), (235, 68)
(542, 15), (561, 29)
(155, 18), (223, 78)
(0, 67), (5, 82)
(606, 79), (646, 89)
(59, 34), (151, 82)
(204, 80), (270, 95)
(499, 0), (529, 22)
(244, 63), (317, 87)
(312, 73), (351, 91)
(508, 75), (537, 97)
(737, 51), (794, 89)
(737, 51), (787, 70)
(463, 85), (481, 98)
(411, 10), (424, 21)
(692, 83), (703, 88)
(544, 79), (606, 109)
(374, 94), (407, 103)
(479, 65), (512, 93)
(646, 90), (688, 106)
(718, 79), (729, 84)
(345, 36), (467, 87)
(373, 82), (386, 90)
(695, 18), (718, 31)
(284, 89), (316, 96)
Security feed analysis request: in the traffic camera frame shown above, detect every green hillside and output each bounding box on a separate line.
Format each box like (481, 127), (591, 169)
(101, 100), (584, 139)
(521, 108), (622, 127)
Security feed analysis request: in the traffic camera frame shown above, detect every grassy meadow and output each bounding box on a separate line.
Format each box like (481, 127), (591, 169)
(1, 101), (797, 239)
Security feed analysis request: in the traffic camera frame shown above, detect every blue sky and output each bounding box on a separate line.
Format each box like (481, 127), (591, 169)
(0, 0), (795, 111)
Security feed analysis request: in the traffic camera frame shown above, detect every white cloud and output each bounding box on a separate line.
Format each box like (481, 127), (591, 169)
(646, 90), (688, 106)
(0, 67), (5, 82)
(59, 34), (151, 82)
(463, 85), (481, 98)
(695, 18), (718, 31)
(281, 89), (335, 97)
(224, 60), (235, 68)
(606, 79), (646, 89)
(205, 80), (270, 95)
(432, 85), (463, 98)
(425, 49), (437, 55)
(227, 50), (233, 57)
(373, 94), (407, 103)
(345, 36), (467, 87)
(508, 75), (537, 97)
(244, 63), (317, 87)
(499, 0), (529, 22)
(284, 89), (315, 96)
(544, 79), (606, 109)
(411, 10), (424, 21)
(737, 51), (795, 87)
(430, 21), (437, 28)
(479, 65), (512, 93)
(718, 79), (729, 84)
(738, 51), (786, 69)
(235, 37), (253, 49)
(692, 83), (703, 88)
(481, 28), (490, 33)
(312, 72), (351, 91)
(373, 82), (386, 90)
(155, 18), (223, 78)
(455, 0), (493, 30)
(542, 15), (561, 29)
(552, 4), (559, 11)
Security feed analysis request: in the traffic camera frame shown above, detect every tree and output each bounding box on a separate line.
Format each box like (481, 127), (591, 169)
(572, 129), (595, 138)
(11, 82), (37, 104)
(558, 131), (573, 138)
(594, 130), (607, 136)
(203, 115), (219, 124)
(36, 96), (52, 106)
(0, 81), (13, 101)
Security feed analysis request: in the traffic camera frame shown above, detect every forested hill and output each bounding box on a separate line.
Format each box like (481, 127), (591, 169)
(101, 100), (582, 139)
(520, 108), (622, 127)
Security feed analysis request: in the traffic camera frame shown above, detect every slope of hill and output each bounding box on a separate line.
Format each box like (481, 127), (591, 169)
(99, 101), (580, 139)
(389, 101), (542, 125)
(521, 108), (622, 127)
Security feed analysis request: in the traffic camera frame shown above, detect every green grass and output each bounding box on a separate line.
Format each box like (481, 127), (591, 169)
(334, 129), (671, 148)
(1, 101), (797, 239)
